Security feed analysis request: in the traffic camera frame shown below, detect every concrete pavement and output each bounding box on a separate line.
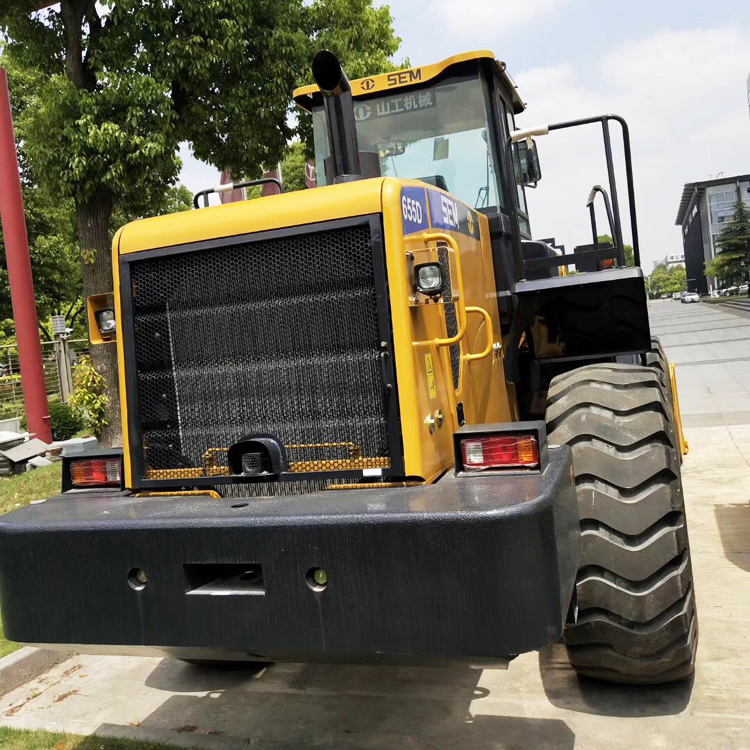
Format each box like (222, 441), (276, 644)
(1, 300), (750, 749)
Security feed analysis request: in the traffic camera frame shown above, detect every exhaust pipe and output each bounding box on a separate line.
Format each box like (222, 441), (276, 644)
(312, 50), (362, 183)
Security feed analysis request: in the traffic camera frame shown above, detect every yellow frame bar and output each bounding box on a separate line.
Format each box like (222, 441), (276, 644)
(669, 363), (689, 457)
(464, 306), (494, 361)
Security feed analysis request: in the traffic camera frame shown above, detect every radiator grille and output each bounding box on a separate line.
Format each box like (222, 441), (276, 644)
(126, 222), (393, 489)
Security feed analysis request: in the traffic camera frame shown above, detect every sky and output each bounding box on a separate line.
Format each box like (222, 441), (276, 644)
(179, 0), (750, 271)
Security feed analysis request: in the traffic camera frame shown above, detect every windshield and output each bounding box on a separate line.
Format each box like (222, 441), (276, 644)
(312, 75), (503, 210)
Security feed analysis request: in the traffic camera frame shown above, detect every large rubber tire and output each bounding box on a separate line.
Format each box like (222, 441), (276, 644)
(546, 363), (698, 684)
(643, 336), (673, 405)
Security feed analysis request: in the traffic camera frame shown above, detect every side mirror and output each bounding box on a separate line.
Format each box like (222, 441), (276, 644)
(514, 139), (542, 187)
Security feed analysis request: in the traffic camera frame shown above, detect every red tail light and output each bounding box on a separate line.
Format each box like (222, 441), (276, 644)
(461, 435), (540, 471)
(70, 458), (122, 488)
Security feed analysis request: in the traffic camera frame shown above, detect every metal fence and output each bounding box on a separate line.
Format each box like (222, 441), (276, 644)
(0, 339), (89, 422)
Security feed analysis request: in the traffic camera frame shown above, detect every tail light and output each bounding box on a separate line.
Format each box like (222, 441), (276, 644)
(70, 458), (122, 487)
(62, 451), (124, 492)
(454, 421), (548, 474)
(461, 435), (539, 471)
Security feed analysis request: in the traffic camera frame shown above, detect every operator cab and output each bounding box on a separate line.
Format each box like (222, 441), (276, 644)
(294, 51), (540, 291)
(296, 51), (650, 414)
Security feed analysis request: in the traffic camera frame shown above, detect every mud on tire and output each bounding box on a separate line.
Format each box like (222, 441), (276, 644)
(545, 362), (697, 684)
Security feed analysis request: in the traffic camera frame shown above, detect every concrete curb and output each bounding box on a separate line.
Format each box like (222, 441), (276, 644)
(0, 647), (71, 697)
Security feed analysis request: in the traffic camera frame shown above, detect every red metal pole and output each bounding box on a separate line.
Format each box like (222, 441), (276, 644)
(0, 68), (52, 443)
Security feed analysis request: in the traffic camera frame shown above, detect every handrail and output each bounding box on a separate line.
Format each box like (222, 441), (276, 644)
(414, 232), (468, 348)
(192, 177), (284, 209)
(412, 232), (494, 361)
(464, 306), (494, 361)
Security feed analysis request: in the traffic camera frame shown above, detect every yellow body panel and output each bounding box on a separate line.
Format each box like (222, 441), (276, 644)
(86, 293), (116, 345)
(116, 180), (385, 255)
(113, 177), (516, 487)
(381, 179), (514, 481)
(669, 363), (689, 457)
(112, 225), (133, 486)
(293, 50), (525, 114)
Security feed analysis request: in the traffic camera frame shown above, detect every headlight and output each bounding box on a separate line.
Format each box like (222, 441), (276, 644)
(414, 262), (445, 296)
(94, 308), (116, 336)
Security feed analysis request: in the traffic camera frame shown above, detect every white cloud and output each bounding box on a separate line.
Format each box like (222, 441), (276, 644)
(517, 27), (750, 269)
(437, 0), (574, 39)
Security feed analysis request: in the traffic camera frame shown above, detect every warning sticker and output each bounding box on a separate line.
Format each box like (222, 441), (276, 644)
(425, 353), (437, 399)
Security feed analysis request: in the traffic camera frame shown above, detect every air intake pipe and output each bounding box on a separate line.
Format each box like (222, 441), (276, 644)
(312, 50), (362, 183)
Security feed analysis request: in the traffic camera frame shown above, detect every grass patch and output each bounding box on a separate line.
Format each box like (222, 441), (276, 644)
(0, 463), (62, 657)
(0, 463), (61, 516)
(0, 727), (198, 750)
(0, 610), (17, 659)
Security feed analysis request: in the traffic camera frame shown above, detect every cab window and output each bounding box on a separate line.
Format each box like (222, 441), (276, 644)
(504, 106), (532, 237)
(312, 75), (505, 211)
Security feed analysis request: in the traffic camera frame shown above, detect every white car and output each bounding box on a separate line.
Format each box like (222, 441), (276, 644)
(681, 292), (701, 303)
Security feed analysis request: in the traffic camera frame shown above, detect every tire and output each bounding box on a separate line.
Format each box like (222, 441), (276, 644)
(643, 337), (673, 405)
(546, 363), (698, 684)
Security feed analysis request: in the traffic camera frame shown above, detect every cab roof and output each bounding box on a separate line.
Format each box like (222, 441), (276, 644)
(293, 50), (525, 115)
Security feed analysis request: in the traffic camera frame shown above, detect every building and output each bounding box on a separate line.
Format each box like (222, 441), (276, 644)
(675, 174), (750, 294)
(653, 253), (685, 270)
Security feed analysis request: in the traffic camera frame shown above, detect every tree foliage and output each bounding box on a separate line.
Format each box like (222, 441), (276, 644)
(0, 0), (400, 444)
(705, 199), (750, 292)
(0, 189), (81, 328)
(0, 51), (81, 335)
(68, 355), (109, 439)
(280, 142), (308, 193)
(597, 234), (634, 267)
(648, 263), (686, 296)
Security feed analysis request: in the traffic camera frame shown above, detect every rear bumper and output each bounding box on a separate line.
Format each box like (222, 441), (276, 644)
(0, 447), (579, 665)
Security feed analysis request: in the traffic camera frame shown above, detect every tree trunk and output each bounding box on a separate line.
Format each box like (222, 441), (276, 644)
(77, 191), (121, 447)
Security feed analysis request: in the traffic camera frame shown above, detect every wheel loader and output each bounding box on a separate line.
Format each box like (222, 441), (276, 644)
(0, 50), (696, 684)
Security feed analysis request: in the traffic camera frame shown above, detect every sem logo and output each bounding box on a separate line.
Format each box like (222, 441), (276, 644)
(386, 69), (423, 87)
(361, 78), (376, 91)
(440, 196), (460, 229)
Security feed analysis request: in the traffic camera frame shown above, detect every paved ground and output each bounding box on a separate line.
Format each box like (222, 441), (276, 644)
(1, 299), (750, 749)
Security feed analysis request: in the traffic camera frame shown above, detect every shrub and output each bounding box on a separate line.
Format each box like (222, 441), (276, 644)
(48, 402), (84, 441)
(68, 356), (109, 439)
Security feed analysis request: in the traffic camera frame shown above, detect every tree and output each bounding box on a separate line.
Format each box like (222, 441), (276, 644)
(0, 189), (81, 334)
(111, 185), (193, 237)
(0, 49), (81, 337)
(597, 234), (634, 267)
(705, 199), (750, 294)
(648, 263), (687, 296)
(1, 1), (400, 445)
(280, 142), (308, 193)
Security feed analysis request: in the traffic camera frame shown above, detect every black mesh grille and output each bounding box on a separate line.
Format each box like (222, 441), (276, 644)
(127, 223), (392, 487)
(438, 246), (460, 389)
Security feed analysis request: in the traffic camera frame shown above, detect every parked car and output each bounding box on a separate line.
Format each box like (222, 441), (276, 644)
(672, 292), (682, 300)
(719, 286), (738, 296)
(740, 283), (749, 295)
(660, 293), (669, 299)
(681, 292), (701, 303)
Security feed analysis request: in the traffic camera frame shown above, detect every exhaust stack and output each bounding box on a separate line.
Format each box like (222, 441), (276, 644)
(312, 50), (362, 183)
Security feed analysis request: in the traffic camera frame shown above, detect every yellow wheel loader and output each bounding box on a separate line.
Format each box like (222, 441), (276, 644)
(0, 50), (696, 684)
